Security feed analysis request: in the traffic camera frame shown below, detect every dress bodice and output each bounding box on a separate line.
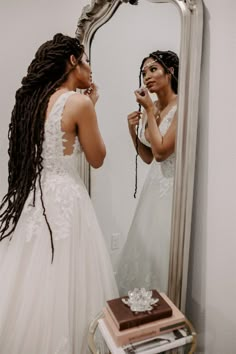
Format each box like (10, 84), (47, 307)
(42, 91), (82, 176)
(138, 104), (177, 177)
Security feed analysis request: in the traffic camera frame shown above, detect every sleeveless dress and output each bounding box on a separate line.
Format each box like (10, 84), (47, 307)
(116, 105), (177, 296)
(0, 91), (118, 354)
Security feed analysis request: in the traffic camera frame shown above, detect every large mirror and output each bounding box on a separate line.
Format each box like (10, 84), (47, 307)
(76, 0), (203, 311)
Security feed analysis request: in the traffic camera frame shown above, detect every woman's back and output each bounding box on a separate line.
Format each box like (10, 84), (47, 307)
(43, 91), (82, 176)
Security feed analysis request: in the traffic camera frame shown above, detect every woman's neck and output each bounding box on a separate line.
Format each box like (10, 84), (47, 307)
(59, 74), (78, 92)
(156, 88), (177, 111)
(59, 82), (76, 92)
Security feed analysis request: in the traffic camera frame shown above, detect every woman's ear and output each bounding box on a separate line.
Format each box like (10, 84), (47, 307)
(169, 67), (174, 75)
(69, 54), (78, 67)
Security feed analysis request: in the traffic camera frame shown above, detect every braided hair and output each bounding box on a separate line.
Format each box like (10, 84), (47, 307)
(0, 33), (84, 261)
(133, 50), (179, 198)
(139, 50), (179, 95)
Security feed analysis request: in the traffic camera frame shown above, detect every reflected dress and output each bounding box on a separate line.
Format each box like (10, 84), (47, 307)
(116, 105), (177, 296)
(0, 91), (118, 354)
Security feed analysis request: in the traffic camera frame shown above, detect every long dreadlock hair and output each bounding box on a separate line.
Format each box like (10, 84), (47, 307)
(0, 33), (84, 261)
(133, 50), (179, 198)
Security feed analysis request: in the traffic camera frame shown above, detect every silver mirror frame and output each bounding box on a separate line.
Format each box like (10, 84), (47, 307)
(76, 0), (203, 311)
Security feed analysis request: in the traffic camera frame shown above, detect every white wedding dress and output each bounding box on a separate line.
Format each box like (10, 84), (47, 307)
(0, 91), (118, 354)
(116, 105), (177, 296)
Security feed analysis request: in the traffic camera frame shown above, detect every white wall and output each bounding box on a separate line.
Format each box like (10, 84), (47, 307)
(0, 1), (236, 353)
(186, 1), (236, 353)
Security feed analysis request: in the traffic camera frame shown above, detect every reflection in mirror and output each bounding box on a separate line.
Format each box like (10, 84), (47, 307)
(90, 1), (181, 295)
(117, 50), (179, 296)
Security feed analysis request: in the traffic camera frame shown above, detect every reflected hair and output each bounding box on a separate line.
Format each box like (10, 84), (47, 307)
(0, 33), (84, 262)
(133, 50), (179, 198)
(139, 50), (179, 95)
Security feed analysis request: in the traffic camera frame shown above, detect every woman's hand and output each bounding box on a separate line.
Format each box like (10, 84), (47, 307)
(127, 111), (142, 133)
(134, 88), (154, 112)
(84, 82), (99, 106)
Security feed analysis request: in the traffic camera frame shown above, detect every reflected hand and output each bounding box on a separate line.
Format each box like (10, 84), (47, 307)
(84, 82), (99, 105)
(134, 87), (154, 111)
(127, 111), (142, 133)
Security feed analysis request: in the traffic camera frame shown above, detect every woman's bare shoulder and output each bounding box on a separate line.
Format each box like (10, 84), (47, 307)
(65, 92), (94, 119)
(67, 92), (92, 108)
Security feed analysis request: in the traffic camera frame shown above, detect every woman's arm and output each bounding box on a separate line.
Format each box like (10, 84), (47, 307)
(145, 106), (177, 162)
(127, 111), (153, 164)
(134, 89), (177, 162)
(66, 92), (106, 168)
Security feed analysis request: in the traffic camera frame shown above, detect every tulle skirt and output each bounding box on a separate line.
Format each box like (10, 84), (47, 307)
(116, 160), (174, 296)
(0, 171), (118, 354)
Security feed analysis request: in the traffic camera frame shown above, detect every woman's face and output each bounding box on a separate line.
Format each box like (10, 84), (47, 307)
(141, 58), (170, 94)
(76, 53), (92, 89)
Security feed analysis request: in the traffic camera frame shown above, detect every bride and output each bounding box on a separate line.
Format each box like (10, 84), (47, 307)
(117, 50), (179, 296)
(0, 33), (118, 354)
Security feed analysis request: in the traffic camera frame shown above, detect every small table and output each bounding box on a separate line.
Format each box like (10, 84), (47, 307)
(87, 312), (197, 354)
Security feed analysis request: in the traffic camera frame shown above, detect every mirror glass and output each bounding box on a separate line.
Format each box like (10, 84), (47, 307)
(90, 0), (181, 295)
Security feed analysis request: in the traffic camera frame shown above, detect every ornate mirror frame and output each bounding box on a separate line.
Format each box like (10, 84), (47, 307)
(76, 0), (203, 311)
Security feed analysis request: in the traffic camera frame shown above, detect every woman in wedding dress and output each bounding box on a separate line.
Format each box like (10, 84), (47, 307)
(117, 50), (179, 296)
(0, 33), (118, 354)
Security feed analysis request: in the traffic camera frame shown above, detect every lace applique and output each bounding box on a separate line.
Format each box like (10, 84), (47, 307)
(22, 174), (85, 243)
(147, 166), (174, 199)
(22, 195), (44, 242)
(22, 92), (85, 243)
(160, 155), (175, 177)
(159, 173), (174, 199)
(43, 92), (82, 175)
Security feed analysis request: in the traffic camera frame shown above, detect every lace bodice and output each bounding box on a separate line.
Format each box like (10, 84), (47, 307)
(139, 104), (177, 177)
(42, 91), (82, 175)
(22, 91), (85, 243)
